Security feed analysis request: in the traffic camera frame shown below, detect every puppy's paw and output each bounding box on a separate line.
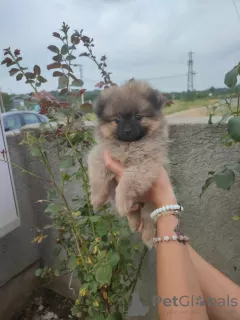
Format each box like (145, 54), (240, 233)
(127, 211), (142, 232)
(91, 194), (105, 209)
(115, 192), (133, 217)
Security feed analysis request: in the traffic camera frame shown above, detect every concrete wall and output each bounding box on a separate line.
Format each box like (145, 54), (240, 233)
(1, 119), (240, 319)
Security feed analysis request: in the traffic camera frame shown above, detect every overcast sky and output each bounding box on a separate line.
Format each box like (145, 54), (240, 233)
(1, 0), (240, 94)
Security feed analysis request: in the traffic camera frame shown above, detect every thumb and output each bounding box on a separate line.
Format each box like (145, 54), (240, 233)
(103, 150), (123, 177)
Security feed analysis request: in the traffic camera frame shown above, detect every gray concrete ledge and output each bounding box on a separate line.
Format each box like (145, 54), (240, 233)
(0, 260), (40, 320)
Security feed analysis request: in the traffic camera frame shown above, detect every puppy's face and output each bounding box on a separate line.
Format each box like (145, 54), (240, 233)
(94, 80), (166, 142)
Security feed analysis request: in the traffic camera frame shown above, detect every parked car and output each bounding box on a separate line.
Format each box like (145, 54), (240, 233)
(2, 111), (49, 132)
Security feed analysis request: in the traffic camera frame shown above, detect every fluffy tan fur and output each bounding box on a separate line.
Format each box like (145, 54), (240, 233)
(88, 80), (168, 248)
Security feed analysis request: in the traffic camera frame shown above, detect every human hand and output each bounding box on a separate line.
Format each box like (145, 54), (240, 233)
(103, 151), (177, 208)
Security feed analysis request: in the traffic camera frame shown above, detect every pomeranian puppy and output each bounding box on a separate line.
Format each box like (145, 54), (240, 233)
(88, 80), (168, 248)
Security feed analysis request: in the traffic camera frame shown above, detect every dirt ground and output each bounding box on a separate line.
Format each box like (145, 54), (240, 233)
(12, 288), (77, 320)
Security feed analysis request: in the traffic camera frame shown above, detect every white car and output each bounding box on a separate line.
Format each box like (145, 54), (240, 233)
(2, 111), (48, 132)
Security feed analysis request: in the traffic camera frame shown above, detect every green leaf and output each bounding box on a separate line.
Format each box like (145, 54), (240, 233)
(58, 75), (68, 89)
(60, 156), (74, 168)
(44, 204), (61, 214)
(96, 220), (109, 236)
(35, 268), (43, 277)
(25, 72), (35, 79)
(200, 176), (215, 198)
(94, 316), (105, 320)
(106, 250), (120, 267)
(71, 79), (84, 87)
(95, 264), (112, 284)
(66, 54), (76, 61)
(106, 312), (122, 320)
(77, 217), (88, 225)
(16, 73), (23, 81)
(67, 253), (77, 270)
(38, 76), (47, 83)
(62, 172), (72, 181)
(214, 169), (235, 190)
(48, 45), (60, 54)
(34, 65), (41, 76)
(53, 54), (63, 62)
(47, 188), (57, 200)
(90, 216), (101, 222)
(61, 44), (68, 55)
(227, 117), (240, 142)
(232, 215), (240, 221)
(224, 65), (239, 88)
(9, 68), (19, 76)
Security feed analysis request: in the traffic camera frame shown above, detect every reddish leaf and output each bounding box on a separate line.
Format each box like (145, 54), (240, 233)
(95, 81), (104, 88)
(79, 89), (86, 95)
(9, 68), (19, 76)
(53, 71), (64, 77)
(14, 49), (21, 56)
(25, 72), (35, 79)
(1, 57), (12, 65)
(71, 35), (80, 45)
(53, 54), (63, 62)
(52, 32), (61, 38)
(59, 88), (68, 96)
(16, 73), (23, 81)
(47, 62), (61, 70)
(79, 52), (89, 57)
(47, 45), (59, 54)
(61, 64), (73, 72)
(34, 65), (41, 75)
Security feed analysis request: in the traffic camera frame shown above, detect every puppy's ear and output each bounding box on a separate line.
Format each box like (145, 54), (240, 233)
(147, 89), (167, 111)
(93, 96), (105, 118)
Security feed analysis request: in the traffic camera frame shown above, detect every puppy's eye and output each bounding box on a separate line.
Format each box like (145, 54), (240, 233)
(115, 118), (120, 124)
(135, 114), (142, 120)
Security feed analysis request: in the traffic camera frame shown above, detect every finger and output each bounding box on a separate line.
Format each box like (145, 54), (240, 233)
(104, 150), (123, 176)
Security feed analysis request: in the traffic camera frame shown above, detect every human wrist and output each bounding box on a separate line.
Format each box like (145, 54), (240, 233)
(156, 214), (179, 236)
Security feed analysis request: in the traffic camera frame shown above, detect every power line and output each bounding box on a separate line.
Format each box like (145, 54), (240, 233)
(84, 73), (188, 83)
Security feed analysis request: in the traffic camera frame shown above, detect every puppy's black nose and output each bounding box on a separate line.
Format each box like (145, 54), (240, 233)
(124, 127), (131, 135)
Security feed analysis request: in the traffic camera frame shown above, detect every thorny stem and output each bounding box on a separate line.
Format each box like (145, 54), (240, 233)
(37, 143), (89, 272)
(0, 159), (53, 184)
(65, 132), (96, 238)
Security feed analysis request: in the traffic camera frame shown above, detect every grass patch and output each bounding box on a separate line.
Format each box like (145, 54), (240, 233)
(164, 98), (216, 115)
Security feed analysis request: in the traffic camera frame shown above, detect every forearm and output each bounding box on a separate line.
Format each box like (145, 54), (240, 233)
(156, 215), (209, 319)
(188, 246), (240, 320)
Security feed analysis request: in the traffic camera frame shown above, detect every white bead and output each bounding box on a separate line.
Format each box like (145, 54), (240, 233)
(162, 206), (166, 212)
(163, 236), (170, 241)
(166, 205), (170, 210)
(172, 235), (178, 240)
(158, 208), (162, 213)
(169, 205), (173, 210)
(179, 235), (184, 240)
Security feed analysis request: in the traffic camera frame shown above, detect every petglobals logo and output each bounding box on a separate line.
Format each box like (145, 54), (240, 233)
(152, 295), (239, 307)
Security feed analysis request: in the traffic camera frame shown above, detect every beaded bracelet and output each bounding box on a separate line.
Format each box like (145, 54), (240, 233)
(150, 204), (183, 221)
(153, 234), (190, 244)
